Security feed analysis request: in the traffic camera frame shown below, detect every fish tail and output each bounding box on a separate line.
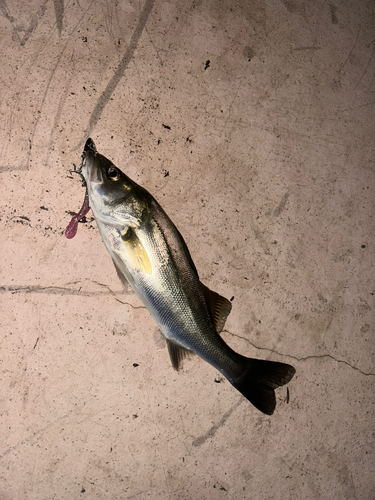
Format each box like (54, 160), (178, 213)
(230, 358), (295, 415)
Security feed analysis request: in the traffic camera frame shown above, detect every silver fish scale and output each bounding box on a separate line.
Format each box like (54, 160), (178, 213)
(130, 201), (245, 380)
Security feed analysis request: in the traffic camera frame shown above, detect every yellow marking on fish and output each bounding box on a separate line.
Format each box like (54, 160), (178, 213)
(121, 227), (152, 274)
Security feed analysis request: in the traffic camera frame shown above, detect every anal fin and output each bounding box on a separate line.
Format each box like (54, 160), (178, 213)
(166, 339), (193, 371)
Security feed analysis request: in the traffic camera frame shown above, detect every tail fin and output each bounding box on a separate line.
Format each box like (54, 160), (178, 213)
(230, 359), (296, 415)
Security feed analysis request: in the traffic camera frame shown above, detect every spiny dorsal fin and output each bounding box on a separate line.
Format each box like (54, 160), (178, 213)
(200, 282), (232, 333)
(166, 339), (193, 371)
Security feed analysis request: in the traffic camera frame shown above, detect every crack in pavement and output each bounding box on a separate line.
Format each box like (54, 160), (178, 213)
(0, 283), (146, 311)
(3, 284), (372, 376)
(226, 330), (375, 377)
(0, 284), (125, 296)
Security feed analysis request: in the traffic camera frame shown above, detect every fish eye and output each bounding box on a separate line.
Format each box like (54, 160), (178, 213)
(108, 167), (120, 181)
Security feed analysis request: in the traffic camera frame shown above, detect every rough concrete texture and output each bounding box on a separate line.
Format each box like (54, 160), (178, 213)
(0, 0), (374, 499)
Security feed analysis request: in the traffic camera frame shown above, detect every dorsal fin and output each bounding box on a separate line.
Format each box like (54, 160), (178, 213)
(200, 282), (232, 333)
(166, 339), (193, 371)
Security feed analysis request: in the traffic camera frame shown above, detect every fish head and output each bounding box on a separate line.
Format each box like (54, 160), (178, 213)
(81, 138), (148, 227)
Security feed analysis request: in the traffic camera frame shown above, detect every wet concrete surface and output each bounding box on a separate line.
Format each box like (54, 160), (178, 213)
(0, 1), (374, 498)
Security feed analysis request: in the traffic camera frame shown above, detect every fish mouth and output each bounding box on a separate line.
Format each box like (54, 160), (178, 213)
(81, 138), (103, 185)
(84, 138), (96, 153)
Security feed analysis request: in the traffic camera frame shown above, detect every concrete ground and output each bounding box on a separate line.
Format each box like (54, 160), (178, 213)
(0, 0), (374, 498)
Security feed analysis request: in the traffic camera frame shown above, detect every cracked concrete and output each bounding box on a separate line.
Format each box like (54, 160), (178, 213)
(226, 331), (375, 377)
(0, 0), (374, 499)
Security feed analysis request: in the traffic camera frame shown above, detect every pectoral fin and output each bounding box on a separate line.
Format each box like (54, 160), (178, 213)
(200, 282), (232, 333)
(121, 227), (152, 274)
(112, 257), (131, 290)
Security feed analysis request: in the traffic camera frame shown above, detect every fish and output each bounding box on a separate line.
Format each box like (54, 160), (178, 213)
(66, 138), (295, 415)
